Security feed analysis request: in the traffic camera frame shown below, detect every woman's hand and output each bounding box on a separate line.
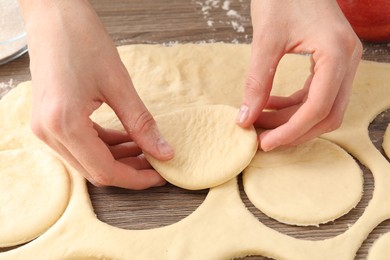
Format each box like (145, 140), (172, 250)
(237, 0), (362, 151)
(20, 0), (174, 189)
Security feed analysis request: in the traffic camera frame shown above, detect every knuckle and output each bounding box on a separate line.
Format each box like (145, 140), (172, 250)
(332, 28), (362, 58)
(244, 75), (263, 96)
(353, 40), (363, 60)
(38, 101), (84, 139)
(30, 102), (64, 140)
(128, 110), (156, 135)
(30, 118), (46, 140)
(310, 102), (332, 123)
(325, 113), (344, 132)
(319, 28), (358, 62)
(90, 173), (112, 187)
(41, 103), (64, 134)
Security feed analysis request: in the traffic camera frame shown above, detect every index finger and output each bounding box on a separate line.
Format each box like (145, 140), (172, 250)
(60, 118), (165, 189)
(259, 53), (347, 151)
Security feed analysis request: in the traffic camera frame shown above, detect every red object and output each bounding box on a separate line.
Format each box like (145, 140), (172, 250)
(337, 0), (390, 42)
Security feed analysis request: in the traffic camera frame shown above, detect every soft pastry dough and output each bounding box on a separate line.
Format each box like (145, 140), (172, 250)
(367, 232), (390, 260)
(382, 123), (390, 159)
(0, 44), (390, 259)
(0, 149), (70, 247)
(145, 105), (258, 190)
(243, 138), (363, 226)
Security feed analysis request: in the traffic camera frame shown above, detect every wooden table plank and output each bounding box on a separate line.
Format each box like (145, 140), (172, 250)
(1, 1), (389, 259)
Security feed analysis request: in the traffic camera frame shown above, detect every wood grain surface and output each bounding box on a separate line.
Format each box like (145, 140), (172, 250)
(1, 1), (390, 259)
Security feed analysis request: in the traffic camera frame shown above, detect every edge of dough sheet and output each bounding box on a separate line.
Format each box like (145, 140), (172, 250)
(1, 43), (390, 260)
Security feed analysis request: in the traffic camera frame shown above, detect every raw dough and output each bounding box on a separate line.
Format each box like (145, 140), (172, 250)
(0, 149), (70, 247)
(243, 138), (363, 226)
(145, 105), (258, 190)
(367, 232), (390, 260)
(382, 123), (390, 159)
(0, 82), (44, 150)
(0, 44), (390, 259)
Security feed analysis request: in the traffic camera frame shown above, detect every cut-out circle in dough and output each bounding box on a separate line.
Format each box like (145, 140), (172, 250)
(0, 149), (70, 247)
(145, 105), (258, 190)
(243, 138), (363, 226)
(88, 183), (208, 230)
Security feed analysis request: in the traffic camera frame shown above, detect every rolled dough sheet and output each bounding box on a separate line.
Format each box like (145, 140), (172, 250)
(0, 149), (70, 247)
(0, 43), (390, 259)
(145, 105), (258, 190)
(0, 82), (44, 150)
(367, 232), (390, 260)
(243, 138), (363, 226)
(382, 123), (390, 159)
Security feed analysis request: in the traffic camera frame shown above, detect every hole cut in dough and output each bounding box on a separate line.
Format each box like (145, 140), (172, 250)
(243, 138), (363, 226)
(145, 105), (258, 190)
(368, 109), (390, 159)
(88, 182), (208, 230)
(0, 149), (70, 247)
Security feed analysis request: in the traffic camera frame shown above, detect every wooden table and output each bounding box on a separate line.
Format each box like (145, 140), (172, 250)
(1, 1), (389, 259)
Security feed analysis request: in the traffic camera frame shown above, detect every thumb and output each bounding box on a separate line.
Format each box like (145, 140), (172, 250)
(106, 79), (174, 161)
(236, 43), (283, 128)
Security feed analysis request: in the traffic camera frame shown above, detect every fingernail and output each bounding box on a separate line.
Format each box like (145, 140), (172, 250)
(236, 105), (249, 124)
(157, 137), (174, 158)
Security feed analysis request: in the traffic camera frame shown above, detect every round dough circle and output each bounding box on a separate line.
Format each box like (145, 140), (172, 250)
(0, 149), (70, 247)
(145, 105), (258, 190)
(243, 138), (363, 226)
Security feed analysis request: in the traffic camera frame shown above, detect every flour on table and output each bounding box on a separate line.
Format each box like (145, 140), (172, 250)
(193, 0), (248, 33)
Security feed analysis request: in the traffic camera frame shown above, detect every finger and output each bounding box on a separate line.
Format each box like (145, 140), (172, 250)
(109, 142), (142, 159)
(32, 124), (96, 183)
(265, 95), (302, 111)
(94, 123), (132, 145)
(56, 116), (166, 189)
(256, 75), (312, 128)
(119, 154), (153, 170)
(265, 73), (312, 110)
(103, 71), (174, 161)
(109, 167), (166, 189)
(288, 46), (362, 146)
(255, 104), (300, 129)
(259, 52), (348, 151)
(236, 38), (284, 128)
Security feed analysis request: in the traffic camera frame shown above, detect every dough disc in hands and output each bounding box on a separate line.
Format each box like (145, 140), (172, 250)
(145, 105), (258, 190)
(243, 138), (363, 226)
(0, 149), (70, 247)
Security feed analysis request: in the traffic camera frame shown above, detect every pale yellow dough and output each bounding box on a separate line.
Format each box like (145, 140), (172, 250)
(383, 123), (390, 159)
(367, 232), (390, 260)
(1, 43), (390, 259)
(0, 149), (70, 247)
(243, 138), (363, 226)
(145, 105), (258, 190)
